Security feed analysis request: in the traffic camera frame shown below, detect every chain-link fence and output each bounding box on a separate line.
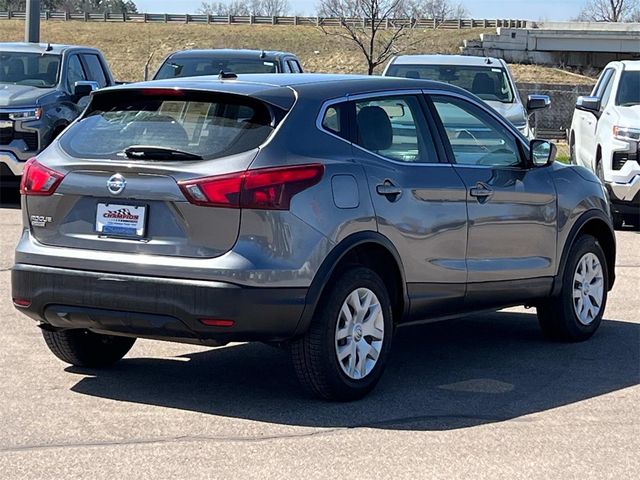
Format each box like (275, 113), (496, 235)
(517, 82), (595, 140)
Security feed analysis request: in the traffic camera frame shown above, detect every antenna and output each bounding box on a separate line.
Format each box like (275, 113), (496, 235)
(260, 50), (266, 59)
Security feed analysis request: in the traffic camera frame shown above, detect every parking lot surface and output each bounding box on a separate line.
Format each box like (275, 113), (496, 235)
(0, 193), (638, 479)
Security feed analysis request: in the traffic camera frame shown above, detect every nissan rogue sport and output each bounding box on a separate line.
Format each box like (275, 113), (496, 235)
(12, 74), (616, 401)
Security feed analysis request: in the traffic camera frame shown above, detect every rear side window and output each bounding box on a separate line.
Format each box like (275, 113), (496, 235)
(60, 90), (279, 160)
(353, 95), (438, 163)
(66, 55), (87, 92)
(82, 54), (108, 88)
(321, 102), (349, 140)
(288, 60), (302, 73)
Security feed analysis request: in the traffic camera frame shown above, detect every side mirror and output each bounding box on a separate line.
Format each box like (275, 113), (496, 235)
(530, 139), (556, 167)
(527, 94), (550, 111)
(576, 96), (601, 116)
(73, 80), (99, 99)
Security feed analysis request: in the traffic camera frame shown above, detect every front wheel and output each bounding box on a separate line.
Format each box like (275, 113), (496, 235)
(537, 235), (608, 342)
(42, 329), (136, 367)
(291, 267), (393, 401)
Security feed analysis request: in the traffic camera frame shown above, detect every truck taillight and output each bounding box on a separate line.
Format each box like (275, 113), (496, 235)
(178, 164), (324, 210)
(20, 158), (65, 196)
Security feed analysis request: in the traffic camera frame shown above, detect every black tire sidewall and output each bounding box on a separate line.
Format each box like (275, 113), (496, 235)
(559, 235), (608, 339)
(317, 267), (393, 399)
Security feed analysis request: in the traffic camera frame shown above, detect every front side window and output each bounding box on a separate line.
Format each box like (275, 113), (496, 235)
(60, 91), (279, 160)
(616, 71), (640, 106)
(386, 64), (514, 103)
(0, 52), (60, 88)
(354, 95), (437, 163)
(592, 68), (614, 97)
(431, 95), (521, 167)
(154, 57), (278, 79)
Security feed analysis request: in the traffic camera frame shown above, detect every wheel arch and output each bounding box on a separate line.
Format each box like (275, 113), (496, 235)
(294, 231), (408, 336)
(553, 210), (616, 296)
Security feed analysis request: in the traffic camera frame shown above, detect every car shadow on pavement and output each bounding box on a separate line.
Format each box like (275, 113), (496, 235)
(67, 311), (640, 431)
(0, 182), (21, 209)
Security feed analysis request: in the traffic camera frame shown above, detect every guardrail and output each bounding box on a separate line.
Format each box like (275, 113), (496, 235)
(0, 11), (527, 29)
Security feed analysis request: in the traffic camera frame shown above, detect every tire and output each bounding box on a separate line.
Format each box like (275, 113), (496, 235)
(42, 329), (136, 367)
(291, 267), (393, 401)
(537, 235), (608, 342)
(613, 212), (624, 229)
(595, 159), (605, 183)
(569, 134), (576, 165)
(624, 214), (638, 228)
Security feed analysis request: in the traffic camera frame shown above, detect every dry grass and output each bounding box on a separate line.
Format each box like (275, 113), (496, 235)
(0, 21), (597, 85)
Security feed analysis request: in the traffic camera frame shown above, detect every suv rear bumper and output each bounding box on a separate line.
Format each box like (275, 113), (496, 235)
(12, 264), (308, 345)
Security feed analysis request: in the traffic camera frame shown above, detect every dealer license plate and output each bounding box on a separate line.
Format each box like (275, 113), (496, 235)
(96, 203), (147, 238)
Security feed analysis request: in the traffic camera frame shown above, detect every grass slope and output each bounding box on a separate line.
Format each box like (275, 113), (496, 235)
(0, 21), (596, 84)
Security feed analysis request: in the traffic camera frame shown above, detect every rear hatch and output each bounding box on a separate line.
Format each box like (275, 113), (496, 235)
(23, 86), (290, 258)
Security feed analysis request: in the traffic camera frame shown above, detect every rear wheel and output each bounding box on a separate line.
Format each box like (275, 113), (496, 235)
(537, 235), (608, 342)
(42, 329), (136, 367)
(291, 267), (393, 401)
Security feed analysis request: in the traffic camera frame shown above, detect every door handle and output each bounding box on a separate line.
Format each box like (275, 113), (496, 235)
(376, 181), (402, 200)
(470, 183), (493, 198)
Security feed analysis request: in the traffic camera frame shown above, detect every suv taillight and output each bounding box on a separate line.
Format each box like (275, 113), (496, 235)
(20, 158), (65, 196)
(178, 164), (324, 210)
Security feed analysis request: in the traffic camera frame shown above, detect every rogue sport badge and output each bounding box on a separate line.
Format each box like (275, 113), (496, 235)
(107, 174), (126, 195)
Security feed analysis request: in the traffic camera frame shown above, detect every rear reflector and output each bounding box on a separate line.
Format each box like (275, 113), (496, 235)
(178, 163), (324, 210)
(20, 158), (65, 196)
(199, 318), (235, 327)
(12, 298), (31, 308)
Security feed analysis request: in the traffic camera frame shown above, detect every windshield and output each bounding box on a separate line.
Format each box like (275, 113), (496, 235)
(386, 64), (515, 103)
(60, 90), (278, 160)
(616, 71), (640, 106)
(155, 56), (278, 79)
(0, 52), (60, 88)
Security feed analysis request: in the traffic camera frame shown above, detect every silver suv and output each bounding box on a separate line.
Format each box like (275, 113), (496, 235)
(11, 74), (616, 401)
(383, 55), (550, 138)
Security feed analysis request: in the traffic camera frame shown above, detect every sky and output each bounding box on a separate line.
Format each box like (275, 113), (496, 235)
(135, 0), (587, 21)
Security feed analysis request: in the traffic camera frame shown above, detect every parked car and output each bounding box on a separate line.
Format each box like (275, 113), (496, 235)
(569, 60), (640, 228)
(0, 42), (115, 180)
(12, 74), (616, 401)
(382, 54), (550, 138)
(152, 49), (303, 80)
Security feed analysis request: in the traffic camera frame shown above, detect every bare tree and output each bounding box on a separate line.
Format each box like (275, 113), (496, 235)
(404, 0), (468, 23)
(577, 0), (640, 21)
(197, 0), (289, 16)
(260, 0), (289, 16)
(317, 0), (410, 75)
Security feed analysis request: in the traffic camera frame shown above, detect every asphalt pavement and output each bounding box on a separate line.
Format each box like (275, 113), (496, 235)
(0, 191), (638, 479)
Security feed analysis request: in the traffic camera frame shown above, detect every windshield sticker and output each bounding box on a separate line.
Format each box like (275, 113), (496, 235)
(264, 62), (274, 66)
(491, 68), (502, 72)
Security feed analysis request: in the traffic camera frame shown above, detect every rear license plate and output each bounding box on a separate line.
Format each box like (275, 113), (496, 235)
(0, 120), (13, 129)
(96, 203), (147, 238)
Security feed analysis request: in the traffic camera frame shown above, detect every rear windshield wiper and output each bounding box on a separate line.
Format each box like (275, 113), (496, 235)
(123, 146), (203, 161)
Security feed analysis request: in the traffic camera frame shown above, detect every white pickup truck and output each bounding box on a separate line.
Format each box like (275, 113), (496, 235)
(570, 60), (640, 228)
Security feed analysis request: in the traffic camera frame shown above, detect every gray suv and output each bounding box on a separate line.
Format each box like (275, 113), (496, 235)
(11, 74), (616, 401)
(0, 42), (115, 179)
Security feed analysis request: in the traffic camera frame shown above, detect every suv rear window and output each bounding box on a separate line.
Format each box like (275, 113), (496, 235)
(155, 57), (278, 79)
(60, 90), (278, 160)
